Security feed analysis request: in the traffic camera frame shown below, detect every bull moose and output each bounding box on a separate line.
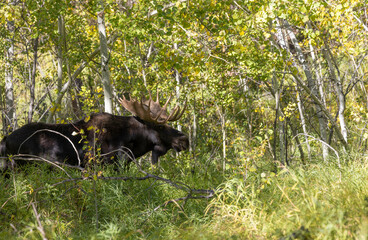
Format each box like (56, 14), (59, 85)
(0, 92), (189, 169)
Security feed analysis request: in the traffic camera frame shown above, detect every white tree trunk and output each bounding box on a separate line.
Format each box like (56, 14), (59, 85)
(97, 6), (113, 114)
(28, 36), (38, 123)
(272, 70), (286, 165)
(217, 106), (226, 172)
(295, 85), (311, 160)
(4, 20), (17, 132)
(174, 42), (182, 132)
(57, 16), (64, 94)
(47, 16), (66, 123)
(322, 48), (348, 144)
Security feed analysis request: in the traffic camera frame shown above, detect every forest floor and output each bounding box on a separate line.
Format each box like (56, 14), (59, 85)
(1, 154), (368, 239)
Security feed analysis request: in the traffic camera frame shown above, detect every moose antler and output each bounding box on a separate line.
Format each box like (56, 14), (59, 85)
(118, 91), (186, 124)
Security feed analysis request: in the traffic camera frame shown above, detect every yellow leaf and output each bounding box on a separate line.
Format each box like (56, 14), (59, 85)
(84, 116), (90, 122)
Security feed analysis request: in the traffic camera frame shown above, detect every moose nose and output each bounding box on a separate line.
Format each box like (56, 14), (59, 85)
(172, 136), (189, 152)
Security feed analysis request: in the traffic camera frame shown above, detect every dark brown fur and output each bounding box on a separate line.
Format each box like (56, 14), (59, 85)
(0, 113), (189, 168)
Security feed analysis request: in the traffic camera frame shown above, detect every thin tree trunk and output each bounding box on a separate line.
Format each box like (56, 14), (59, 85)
(272, 71), (286, 165)
(71, 78), (83, 118)
(174, 42), (182, 132)
(28, 36), (39, 123)
(278, 117), (286, 165)
(189, 95), (197, 166)
(307, 24), (326, 107)
(97, 4), (113, 114)
(216, 106), (226, 172)
(138, 40), (147, 87)
(47, 16), (66, 123)
(57, 16), (64, 97)
(221, 111), (226, 171)
(4, 20), (17, 133)
(322, 46), (348, 145)
(137, 41), (154, 87)
(288, 121), (305, 165)
(192, 100), (197, 171)
(295, 84), (311, 161)
(97, 3), (113, 113)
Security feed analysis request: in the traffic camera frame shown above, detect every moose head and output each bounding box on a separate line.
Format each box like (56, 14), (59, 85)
(117, 91), (188, 164)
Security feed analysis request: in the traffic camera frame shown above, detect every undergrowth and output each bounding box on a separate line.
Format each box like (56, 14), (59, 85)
(1, 154), (368, 239)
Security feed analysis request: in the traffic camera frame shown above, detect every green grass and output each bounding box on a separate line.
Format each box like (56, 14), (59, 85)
(197, 161), (368, 239)
(1, 156), (368, 239)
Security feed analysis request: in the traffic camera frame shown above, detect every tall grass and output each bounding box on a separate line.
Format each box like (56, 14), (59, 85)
(1, 156), (368, 239)
(193, 160), (368, 239)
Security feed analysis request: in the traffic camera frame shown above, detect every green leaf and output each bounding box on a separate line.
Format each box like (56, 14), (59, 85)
(302, 15), (309, 23)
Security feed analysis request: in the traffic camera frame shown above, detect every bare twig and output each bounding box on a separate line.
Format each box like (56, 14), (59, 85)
(12, 154), (78, 178)
(31, 202), (48, 240)
(292, 133), (340, 166)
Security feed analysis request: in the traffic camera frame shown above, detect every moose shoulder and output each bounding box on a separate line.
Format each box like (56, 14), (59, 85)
(0, 93), (189, 168)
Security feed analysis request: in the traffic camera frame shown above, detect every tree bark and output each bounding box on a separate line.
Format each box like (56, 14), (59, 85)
(295, 84), (311, 161)
(28, 36), (39, 123)
(322, 45), (348, 145)
(216, 106), (226, 172)
(272, 71), (286, 165)
(97, 4), (113, 114)
(47, 16), (66, 123)
(57, 16), (64, 97)
(288, 121), (305, 165)
(4, 20), (17, 133)
(137, 41), (154, 87)
(189, 95), (197, 167)
(174, 42), (182, 132)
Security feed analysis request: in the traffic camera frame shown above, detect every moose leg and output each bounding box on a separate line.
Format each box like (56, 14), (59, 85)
(152, 145), (167, 164)
(116, 149), (135, 170)
(100, 144), (134, 170)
